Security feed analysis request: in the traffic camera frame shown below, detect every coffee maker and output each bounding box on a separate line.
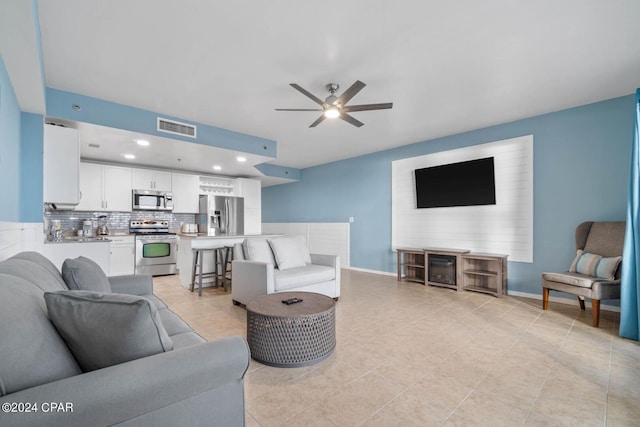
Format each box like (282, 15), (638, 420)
(97, 215), (109, 236)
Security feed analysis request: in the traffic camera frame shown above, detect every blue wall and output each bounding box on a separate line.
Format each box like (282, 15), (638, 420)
(263, 95), (635, 296)
(0, 55), (22, 222)
(20, 112), (44, 222)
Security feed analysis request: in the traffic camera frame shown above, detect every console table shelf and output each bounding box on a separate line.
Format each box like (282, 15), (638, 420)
(396, 248), (425, 284)
(461, 253), (508, 297)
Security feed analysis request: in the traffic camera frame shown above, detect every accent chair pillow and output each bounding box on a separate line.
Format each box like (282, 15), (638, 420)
(44, 290), (174, 372)
(569, 250), (622, 280)
(243, 239), (277, 265)
(268, 236), (311, 270)
(62, 256), (112, 293)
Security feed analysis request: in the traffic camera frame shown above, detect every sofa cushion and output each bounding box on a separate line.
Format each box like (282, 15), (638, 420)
(268, 236), (311, 270)
(10, 251), (68, 290)
(158, 308), (194, 336)
(0, 258), (68, 293)
(44, 290), (174, 372)
(243, 238), (276, 265)
(62, 256), (112, 293)
(274, 264), (336, 291)
(0, 274), (81, 395)
(569, 250), (621, 280)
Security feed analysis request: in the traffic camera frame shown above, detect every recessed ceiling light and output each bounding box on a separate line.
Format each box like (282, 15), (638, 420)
(123, 154), (135, 159)
(236, 156), (247, 162)
(213, 165), (222, 171)
(136, 139), (150, 146)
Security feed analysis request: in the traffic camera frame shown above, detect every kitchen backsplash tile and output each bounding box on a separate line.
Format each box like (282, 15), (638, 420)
(44, 210), (197, 234)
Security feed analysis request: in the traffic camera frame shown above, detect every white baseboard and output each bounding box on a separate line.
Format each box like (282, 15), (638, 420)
(343, 267), (621, 313)
(344, 266), (397, 277)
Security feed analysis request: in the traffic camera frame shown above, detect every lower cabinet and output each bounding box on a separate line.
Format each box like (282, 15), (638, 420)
(109, 236), (135, 276)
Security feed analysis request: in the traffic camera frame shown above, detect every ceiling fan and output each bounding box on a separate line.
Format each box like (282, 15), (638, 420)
(275, 80), (393, 128)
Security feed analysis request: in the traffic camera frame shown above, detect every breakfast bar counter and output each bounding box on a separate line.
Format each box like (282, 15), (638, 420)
(176, 233), (282, 288)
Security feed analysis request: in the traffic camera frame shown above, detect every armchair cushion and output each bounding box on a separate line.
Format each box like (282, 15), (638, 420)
(542, 271), (612, 289)
(569, 250), (621, 280)
(268, 236), (311, 270)
(44, 290), (174, 372)
(62, 256), (112, 293)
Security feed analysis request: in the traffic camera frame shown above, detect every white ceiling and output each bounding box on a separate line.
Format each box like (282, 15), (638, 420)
(9, 1), (640, 172)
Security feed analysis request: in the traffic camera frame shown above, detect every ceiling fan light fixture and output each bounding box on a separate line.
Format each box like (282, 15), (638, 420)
(324, 107), (340, 119)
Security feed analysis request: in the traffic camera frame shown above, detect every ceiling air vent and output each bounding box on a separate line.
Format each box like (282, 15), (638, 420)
(157, 117), (197, 138)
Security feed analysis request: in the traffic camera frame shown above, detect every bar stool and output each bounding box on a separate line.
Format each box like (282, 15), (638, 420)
(221, 245), (234, 288)
(190, 247), (225, 297)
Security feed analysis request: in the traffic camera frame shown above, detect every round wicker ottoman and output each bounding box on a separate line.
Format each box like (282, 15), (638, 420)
(246, 292), (336, 368)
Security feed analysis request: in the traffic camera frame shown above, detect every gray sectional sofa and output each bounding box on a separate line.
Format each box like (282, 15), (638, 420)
(0, 251), (249, 427)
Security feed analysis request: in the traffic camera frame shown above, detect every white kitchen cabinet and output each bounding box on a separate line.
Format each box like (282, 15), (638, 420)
(43, 124), (80, 205)
(103, 166), (132, 211)
(234, 178), (261, 209)
(171, 172), (199, 213)
(77, 162), (132, 212)
(42, 241), (111, 274)
(234, 178), (262, 234)
(244, 208), (262, 234)
(109, 235), (135, 276)
(132, 168), (172, 191)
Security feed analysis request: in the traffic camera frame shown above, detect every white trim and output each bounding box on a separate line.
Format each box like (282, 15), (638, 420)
(344, 265), (397, 277)
(0, 222), (44, 261)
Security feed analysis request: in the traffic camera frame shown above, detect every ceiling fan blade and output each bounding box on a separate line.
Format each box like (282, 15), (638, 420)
(343, 102), (393, 112)
(337, 80), (366, 105)
(275, 108), (323, 111)
(290, 83), (324, 106)
(339, 113), (364, 128)
(309, 115), (326, 127)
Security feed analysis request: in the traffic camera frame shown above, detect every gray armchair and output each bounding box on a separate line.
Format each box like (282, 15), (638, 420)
(542, 221), (625, 327)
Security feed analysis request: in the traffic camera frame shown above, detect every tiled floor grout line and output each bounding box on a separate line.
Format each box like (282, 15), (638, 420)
(603, 327), (615, 427)
(522, 316), (578, 426)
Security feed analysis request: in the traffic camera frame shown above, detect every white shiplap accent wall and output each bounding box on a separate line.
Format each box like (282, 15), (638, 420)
(392, 135), (533, 263)
(0, 222), (44, 261)
(262, 223), (350, 267)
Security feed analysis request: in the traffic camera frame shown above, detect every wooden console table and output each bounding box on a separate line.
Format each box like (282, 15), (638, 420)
(396, 247), (508, 297)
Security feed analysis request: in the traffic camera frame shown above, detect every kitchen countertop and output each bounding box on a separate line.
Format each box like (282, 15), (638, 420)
(177, 233), (280, 239)
(44, 236), (111, 244)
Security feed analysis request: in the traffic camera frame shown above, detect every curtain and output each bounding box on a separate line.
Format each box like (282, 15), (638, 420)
(620, 88), (640, 341)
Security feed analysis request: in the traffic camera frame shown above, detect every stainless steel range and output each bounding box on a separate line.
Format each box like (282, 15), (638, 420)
(130, 220), (177, 276)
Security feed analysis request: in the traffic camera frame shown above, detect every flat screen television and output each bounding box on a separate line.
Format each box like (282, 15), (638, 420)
(414, 157), (496, 208)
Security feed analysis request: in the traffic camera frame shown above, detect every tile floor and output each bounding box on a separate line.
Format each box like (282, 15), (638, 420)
(154, 269), (640, 427)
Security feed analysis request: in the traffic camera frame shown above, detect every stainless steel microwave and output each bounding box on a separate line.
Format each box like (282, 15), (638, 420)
(132, 190), (173, 211)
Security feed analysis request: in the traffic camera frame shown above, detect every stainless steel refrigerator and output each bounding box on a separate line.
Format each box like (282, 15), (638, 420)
(197, 195), (244, 235)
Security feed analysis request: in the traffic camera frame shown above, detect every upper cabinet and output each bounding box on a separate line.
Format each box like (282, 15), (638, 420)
(234, 178), (262, 234)
(234, 178), (261, 209)
(171, 172), (199, 213)
(76, 163), (132, 212)
(43, 124), (80, 205)
(132, 168), (172, 192)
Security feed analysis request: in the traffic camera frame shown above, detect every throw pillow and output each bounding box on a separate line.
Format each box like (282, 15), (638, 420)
(569, 250), (622, 280)
(44, 290), (174, 372)
(242, 239), (277, 265)
(268, 236), (311, 270)
(62, 256), (111, 293)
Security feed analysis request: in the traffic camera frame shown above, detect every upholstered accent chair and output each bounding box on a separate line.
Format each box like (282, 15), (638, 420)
(542, 221), (625, 327)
